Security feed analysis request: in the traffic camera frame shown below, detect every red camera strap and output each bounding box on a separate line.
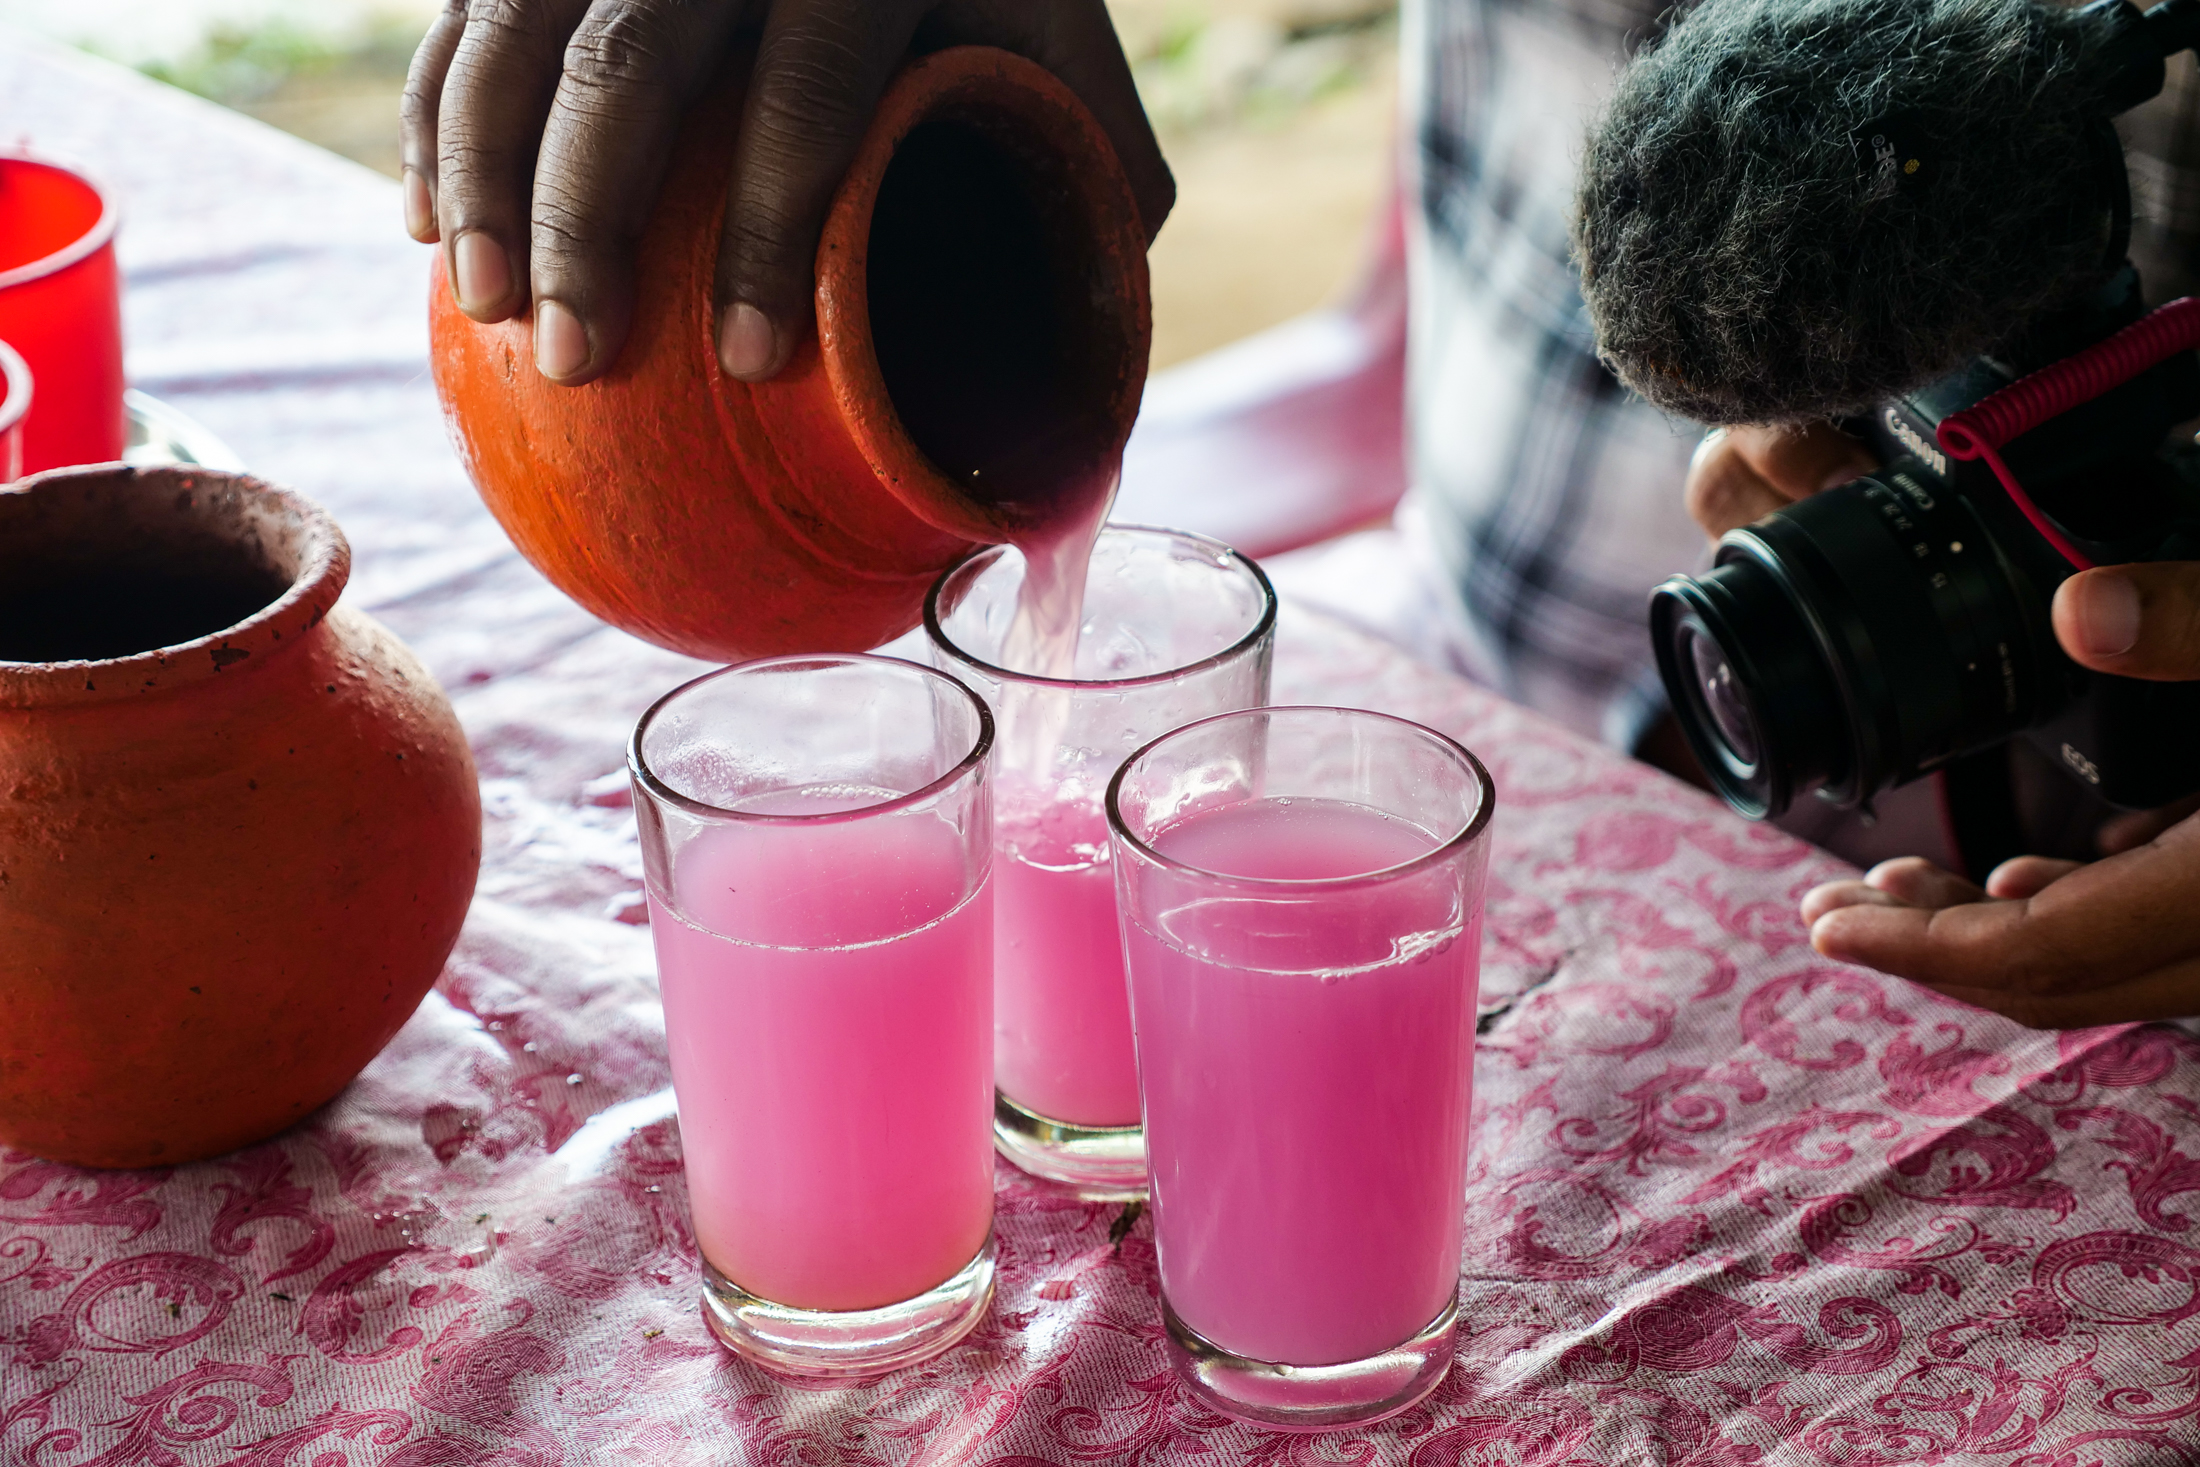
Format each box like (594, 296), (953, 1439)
(1936, 294), (2200, 571)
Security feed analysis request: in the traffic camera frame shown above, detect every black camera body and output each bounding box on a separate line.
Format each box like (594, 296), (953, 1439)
(1651, 267), (2200, 822)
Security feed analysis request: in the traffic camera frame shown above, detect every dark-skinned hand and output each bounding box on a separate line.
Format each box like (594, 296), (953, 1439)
(401, 0), (1173, 386)
(1683, 423), (2200, 1026)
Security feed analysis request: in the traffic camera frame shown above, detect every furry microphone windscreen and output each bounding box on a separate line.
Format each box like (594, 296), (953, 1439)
(1574, 0), (2117, 426)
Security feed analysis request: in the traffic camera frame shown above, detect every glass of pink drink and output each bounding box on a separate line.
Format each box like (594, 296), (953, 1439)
(1108, 706), (1495, 1430)
(629, 654), (997, 1376)
(924, 527), (1275, 1196)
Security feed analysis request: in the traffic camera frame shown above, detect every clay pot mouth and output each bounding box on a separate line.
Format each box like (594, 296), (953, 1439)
(0, 464), (351, 709)
(0, 153), (120, 290)
(816, 47), (1151, 544)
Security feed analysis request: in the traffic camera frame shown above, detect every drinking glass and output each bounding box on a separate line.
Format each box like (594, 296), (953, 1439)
(1107, 706), (1494, 1430)
(0, 340), (27, 483)
(925, 526), (1275, 1196)
(629, 654), (997, 1376)
(0, 156), (123, 473)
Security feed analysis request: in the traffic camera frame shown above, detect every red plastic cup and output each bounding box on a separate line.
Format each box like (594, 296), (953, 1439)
(0, 155), (123, 474)
(0, 339), (28, 482)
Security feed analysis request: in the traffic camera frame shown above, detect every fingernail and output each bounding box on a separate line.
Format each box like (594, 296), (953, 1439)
(534, 300), (590, 381)
(403, 168), (435, 240)
(454, 230), (511, 314)
(719, 302), (775, 380)
(2068, 570), (2142, 657)
(1807, 912), (1853, 961)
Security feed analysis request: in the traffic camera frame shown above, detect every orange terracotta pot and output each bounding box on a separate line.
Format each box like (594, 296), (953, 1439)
(430, 46), (1151, 661)
(0, 464), (481, 1168)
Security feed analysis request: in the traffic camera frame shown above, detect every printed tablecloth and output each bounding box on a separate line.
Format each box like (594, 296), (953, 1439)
(7, 34), (2200, 1467)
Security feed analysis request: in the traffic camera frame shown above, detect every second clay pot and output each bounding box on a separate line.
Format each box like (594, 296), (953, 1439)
(0, 464), (482, 1168)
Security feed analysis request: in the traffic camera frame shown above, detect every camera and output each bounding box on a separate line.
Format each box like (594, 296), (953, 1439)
(1651, 265), (2200, 822)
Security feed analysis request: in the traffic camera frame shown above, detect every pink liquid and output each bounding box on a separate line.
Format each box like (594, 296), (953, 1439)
(993, 780), (1141, 1127)
(1125, 798), (1479, 1366)
(999, 467), (1115, 681)
(649, 795), (994, 1312)
(984, 461), (1139, 1127)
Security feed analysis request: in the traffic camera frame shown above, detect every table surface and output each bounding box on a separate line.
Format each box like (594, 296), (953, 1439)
(8, 35), (2200, 1467)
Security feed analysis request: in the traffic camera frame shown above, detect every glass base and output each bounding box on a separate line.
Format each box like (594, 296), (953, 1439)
(994, 1089), (1148, 1199)
(1162, 1293), (1458, 1431)
(699, 1232), (995, 1378)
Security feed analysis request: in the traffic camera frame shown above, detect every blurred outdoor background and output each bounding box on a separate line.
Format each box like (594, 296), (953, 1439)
(0, 0), (1398, 369)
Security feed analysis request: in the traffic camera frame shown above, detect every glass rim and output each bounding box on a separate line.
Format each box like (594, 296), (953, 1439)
(922, 523), (1278, 691)
(0, 152), (121, 293)
(1104, 704), (1496, 888)
(627, 652), (995, 826)
(0, 340), (28, 435)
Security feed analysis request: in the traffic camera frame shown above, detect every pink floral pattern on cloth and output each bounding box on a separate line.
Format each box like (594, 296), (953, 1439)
(10, 603), (2200, 1466)
(7, 33), (2200, 1467)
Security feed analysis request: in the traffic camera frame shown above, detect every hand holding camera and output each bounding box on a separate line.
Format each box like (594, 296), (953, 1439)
(1688, 422), (2200, 1026)
(1580, 0), (2200, 1025)
(1689, 426), (2200, 685)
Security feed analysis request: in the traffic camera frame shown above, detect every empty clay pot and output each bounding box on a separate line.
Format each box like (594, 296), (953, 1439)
(0, 464), (481, 1168)
(430, 45), (1151, 662)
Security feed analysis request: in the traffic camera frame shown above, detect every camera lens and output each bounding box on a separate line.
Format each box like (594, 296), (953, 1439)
(1651, 465), (2055, 821)
(1652, 553), (1850, 818)
(1680, 624), (1759, 768)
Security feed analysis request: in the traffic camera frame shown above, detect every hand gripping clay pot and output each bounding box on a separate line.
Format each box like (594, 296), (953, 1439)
(430, 46), (1151, 661)
(0, 465), (482, 1168)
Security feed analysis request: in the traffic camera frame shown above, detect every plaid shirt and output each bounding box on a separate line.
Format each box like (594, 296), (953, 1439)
(1402, 0), (2200, 753)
